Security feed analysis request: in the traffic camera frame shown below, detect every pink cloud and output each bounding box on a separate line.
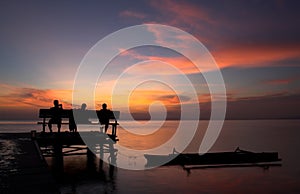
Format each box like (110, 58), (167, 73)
(119, 49), (201, 74)
(149, 0), (214, 44)
(147, 1), (300, 69)
(150, 0), (215, 25)
(263, 78), (296, 85)
(212, 44), (300, 68)
(122, 42), (300, 71)
(145, 23), (300, 69)
(119, 10), (146, 19)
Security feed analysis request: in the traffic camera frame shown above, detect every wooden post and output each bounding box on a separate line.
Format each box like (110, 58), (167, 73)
(112, 124), (116, 137)
(31, 130), (36, 140)
(53, 143), (63, 174)
(42, 117), (46, 132)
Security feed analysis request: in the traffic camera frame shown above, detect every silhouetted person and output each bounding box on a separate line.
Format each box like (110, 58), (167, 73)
(81, 103), (87, 111)
(48, 100), (63, 133)
(69, 103), (89, 132)
(97, 103), (112, 133)
(76, 103), (90, 124)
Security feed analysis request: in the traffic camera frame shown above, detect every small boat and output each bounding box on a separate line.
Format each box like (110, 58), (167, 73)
(144, 147), (281, 167)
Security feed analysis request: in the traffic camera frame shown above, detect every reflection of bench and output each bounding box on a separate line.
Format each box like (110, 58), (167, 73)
(38, 109), (120, 137)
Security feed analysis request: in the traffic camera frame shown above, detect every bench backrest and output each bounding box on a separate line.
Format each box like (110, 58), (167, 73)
(39, 109), (120, 120)
(39, 109), (72, 118)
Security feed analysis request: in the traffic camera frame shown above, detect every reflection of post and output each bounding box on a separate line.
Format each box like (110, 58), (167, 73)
(99, 140), (104, 170)
(109, 164), (115, 180)
(87, 147), (96, 171)
(53, 143), (64, 177)
(108, 140), (116, 165)
(108, 139), (116, 179)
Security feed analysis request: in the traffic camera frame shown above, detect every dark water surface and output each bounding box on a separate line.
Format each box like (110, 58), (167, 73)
(1, 120), (300, 193)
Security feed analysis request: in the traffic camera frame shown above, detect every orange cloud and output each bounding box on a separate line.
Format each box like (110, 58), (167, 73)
(213, 44), (300, 68)
(130, 89), (178, 105)
(124, 88), (185, 120)
(127, 88), (191, 112)
(0, 84), (73, 109)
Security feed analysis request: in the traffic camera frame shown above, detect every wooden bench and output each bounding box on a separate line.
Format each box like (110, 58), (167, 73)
(38, 109), (120, 137)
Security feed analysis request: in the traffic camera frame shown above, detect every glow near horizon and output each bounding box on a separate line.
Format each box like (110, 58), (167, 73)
(0, 1), (299, 120)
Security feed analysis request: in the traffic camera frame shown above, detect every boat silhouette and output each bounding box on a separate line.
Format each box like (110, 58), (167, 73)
(144, 147), (281, 167)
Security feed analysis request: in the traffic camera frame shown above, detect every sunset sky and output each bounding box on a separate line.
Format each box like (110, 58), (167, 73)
(0, 0), (300, 120)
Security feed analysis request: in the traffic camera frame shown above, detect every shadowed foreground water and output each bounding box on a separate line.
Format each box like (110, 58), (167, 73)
(1, 120), (300, 193)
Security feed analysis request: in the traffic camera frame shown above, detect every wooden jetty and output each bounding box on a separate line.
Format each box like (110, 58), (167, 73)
(0, 108), (121, 193)
(32, 131), (117, 161)
(30, 130), (118, 183)
(34, 108), (120, 169)
(0, 130), (118, 193)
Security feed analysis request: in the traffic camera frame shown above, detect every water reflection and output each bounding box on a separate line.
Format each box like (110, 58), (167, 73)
(1, 120), (298, 193)
(46, 141), (118, 193)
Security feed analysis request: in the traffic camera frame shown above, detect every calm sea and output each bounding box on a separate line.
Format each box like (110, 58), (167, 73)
(1, 120), (300, 194)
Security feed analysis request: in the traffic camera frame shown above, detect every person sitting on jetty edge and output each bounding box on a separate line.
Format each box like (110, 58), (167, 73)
(97, 103), (112, 133)
(48, 100), (63, 133)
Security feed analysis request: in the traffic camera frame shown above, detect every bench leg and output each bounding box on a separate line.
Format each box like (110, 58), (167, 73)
(112, 124), (117, 137)
(42, 118), (46, 132)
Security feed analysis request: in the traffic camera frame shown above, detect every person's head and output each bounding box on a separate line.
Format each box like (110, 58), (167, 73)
(53, 100), (59, 106)
(102, 103), (107, 109)
(81, 103), (87, 110)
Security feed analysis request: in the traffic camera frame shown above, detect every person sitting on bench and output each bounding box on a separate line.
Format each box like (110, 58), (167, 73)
(68, 103), (89, 132)
(97, 103), (112, 133)
(76, 103), (90, 124)
(48, 100), (63, 133)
